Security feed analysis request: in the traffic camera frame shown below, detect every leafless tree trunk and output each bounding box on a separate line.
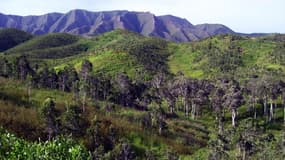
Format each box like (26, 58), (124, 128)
(191, 103), (196, 119)
(269, 100), (274, 122)
(232, 109), (237, 127)
(263, 98), (267, 116)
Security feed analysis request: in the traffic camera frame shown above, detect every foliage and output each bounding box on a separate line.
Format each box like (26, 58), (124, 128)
(0, 28), (33, 52)
(0, 128), (90, 160)
(0, 30), (285, 159)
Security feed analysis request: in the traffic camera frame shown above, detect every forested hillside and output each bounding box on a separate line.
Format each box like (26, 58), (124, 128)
(0, 28), (284, 159)
(0, 28), (33, 52)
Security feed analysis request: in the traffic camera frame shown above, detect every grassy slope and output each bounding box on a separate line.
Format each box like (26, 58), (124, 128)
(47, 30), (165, 80)
(168, 35), (280, 80)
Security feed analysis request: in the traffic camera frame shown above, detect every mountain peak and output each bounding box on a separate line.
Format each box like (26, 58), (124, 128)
(0, 10), (236, 42)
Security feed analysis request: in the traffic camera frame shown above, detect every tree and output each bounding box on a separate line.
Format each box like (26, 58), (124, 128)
(208, 134), (230, 160)
(145, 150), (158, 160)
(151, 108), (167, 135)
(0, 58), (12, 77)
(151, 73), (165, 90)
(115, 73), (135, 107)
(89, 76), (100, 101)
(67, 67), (79, 90)
(141, 112), (152, 129)
(87, 116), (117, 158)
(166, 150), (179, 160)
(149, 73), (166, 110)
(57, 68), (69, 92)
(223, 81), (243, 127)
(39, 98), (59, 140)
(80, 60), (93, 82)
(36, 67), (58, 89)
(79, 80), (89, 112)
(279, 81), (285, 124)
(79, 60), (93, 112)
(267, 81), (279, 122)
(171, 75), (191, 117)
(238, 134), (254, 160)
(246, 79), (258, 119)
(16, 56), (33, 81)
(101, 76), (112, 101)
(72, 80), (80, 104)
(161, 81), (176, 114)
(61, 103), (84, 135)
(87, 116), (103, 151)
(26, 74), (33, 102)
(114, 140), (135, 160)
(211, 87), (226, 134)
(190, 80), (212, 119)
(270, 44), (285, 65)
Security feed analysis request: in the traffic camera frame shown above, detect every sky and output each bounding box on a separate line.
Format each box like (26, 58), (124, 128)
(0, 0), (284, 33)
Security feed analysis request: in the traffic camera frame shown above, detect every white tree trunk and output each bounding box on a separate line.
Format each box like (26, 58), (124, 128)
(283, 104), (285, 124)
(269, 101), (274, 121)
(232, 109), (236, 127)
(82, 92), (86, 112)
(191, 103), (196, 119)
(184, 98), (189, 117)
(3, 62), (7, 75)
(263, 99), (267, 116)
(253, 102), (257, 120)
(283, 104), (285, 123)
(170, 104), (174, 114)
(28, 85), (31, 102)
(218, 116), (224, 134)
(282, 100), (285, 123)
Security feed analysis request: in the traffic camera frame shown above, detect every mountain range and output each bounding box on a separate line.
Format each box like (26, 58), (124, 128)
(0, 9), (241, 42)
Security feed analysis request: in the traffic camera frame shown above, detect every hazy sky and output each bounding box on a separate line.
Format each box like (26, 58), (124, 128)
(0, 0), (284, 33)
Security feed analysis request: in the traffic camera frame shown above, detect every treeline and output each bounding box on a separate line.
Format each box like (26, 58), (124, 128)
(0, 55), (285, 159)
(0, 56), (285, 127)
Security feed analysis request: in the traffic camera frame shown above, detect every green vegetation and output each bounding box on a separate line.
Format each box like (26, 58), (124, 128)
(0, 29), (284, 159)
(168, 35), (281, 80)
(0, 28), (33, 52)
(0, 128), (90, 160)
(4, 33), (87, 59)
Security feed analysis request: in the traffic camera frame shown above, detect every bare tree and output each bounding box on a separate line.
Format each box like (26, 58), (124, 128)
(211, 87), (226, 134)
(223, 82), (243, 127)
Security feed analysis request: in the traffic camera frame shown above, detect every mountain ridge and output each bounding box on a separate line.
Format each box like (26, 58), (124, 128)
(0, 9), (265, 42)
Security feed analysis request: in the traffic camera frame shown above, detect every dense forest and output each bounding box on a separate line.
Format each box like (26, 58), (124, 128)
(0, 28), (284, 159)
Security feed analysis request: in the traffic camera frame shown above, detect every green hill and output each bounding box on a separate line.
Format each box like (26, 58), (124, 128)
(168, 34), (281, 80)
(0, 28), (33, 52)
(3, 29), (285, 81)
(5, 33), (87, 59)
(32, 30), (170, 79)
(0, 30), (284, 159)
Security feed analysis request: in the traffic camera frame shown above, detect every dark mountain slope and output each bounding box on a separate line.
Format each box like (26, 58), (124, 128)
(0, 10), (237, 42)
(5, 33), (87, 58)
(0, 28), (33, 52)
